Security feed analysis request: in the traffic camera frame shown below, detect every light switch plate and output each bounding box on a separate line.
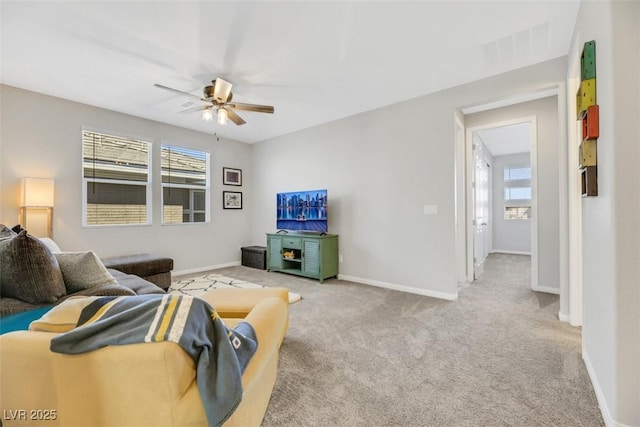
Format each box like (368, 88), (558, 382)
(423, 205), (438, 215)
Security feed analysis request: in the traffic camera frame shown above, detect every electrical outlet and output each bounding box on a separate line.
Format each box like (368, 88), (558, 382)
(339, 254), (343, 263)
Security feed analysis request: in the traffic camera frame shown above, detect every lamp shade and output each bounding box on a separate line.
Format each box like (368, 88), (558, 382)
(21, 178), (54, 207)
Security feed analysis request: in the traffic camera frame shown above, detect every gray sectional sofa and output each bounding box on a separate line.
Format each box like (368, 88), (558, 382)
(0, 225), (173, 316)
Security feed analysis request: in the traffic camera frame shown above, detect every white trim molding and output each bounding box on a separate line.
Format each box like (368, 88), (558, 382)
(531, 284), (559, 295)
(583, 349), (632, 427)
(461, 87), (559, 115)
(566, 38), (584, 327)
(338, 274), (459, 301)
(491, 249), (532, 256)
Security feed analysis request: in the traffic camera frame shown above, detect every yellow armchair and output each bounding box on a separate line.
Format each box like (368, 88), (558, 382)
(0, 292), (289, 427)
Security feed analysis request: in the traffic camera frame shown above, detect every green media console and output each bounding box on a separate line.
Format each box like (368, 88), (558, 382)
(266, 233), (339, 282)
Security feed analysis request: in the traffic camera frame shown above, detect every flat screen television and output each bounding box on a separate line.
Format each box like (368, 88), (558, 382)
(276, 189), (328, 233)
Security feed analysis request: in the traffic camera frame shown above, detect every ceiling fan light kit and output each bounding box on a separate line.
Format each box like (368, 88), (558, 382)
(155, 78), (274, 127)
(202, 108), (214, 122)
(217, 108), (228, 125)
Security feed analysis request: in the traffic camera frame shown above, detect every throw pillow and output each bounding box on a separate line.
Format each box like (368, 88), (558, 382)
(54, 251), (118, 293)
(39, 237), (62, 253)
(0, 230), (66, 304)
(29, 296), (100, 333)
(0, 224), (17, 240)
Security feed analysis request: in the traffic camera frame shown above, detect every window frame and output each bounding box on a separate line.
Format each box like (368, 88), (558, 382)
(503, 165), (531, 220)
(81, 127), (153, 228)
(160, 143), (211, 226)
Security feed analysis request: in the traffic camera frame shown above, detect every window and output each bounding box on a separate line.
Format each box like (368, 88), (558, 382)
(503, 166), (531, 219)
(82, 130), (151, 226)
(504, 206), (531, 220)
(161, 145), (210, 224)
(504, 186), (532, 200)
(503, 167), (531, 182)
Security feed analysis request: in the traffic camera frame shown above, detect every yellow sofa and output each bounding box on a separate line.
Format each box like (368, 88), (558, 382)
(0, 288), (289, 427)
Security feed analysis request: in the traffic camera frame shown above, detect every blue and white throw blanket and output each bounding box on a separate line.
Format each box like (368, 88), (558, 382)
(50, 294), (258, 427)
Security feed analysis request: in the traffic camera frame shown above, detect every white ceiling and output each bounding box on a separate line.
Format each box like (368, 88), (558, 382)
(0, 1), (581, 144)
(476, 122), (531, 156)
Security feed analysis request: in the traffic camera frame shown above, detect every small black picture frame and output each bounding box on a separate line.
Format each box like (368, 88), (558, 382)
(223, 191), (243, 209)
(223, 167), (242, 186)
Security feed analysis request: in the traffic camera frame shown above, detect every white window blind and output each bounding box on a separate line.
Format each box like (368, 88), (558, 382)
(504, 167), (531, 181)
(161, 144), (210, 224)
(503, 165), (531, 219)
(82, 130), (152, 226)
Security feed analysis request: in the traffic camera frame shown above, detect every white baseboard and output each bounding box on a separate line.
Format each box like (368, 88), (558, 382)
(338, 274), (458, 301)
(583, 348), (631, 427)
(558, 311), (570, 322)
(173, 261), (241, 277)
(532, 284), (560, 295)
(491, 249), (532, 255)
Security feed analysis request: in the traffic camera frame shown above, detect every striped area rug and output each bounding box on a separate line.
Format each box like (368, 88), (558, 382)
(169, 273), (301, 304)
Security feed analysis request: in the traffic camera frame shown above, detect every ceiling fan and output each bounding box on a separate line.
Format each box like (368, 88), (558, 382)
(154, 78), (274, 126)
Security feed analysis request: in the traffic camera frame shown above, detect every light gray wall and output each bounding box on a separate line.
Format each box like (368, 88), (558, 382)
(0, 84), (254, 273)
(491, 153), (531, 254)
(465, 97), (560, 290)
(250, 58), (567, 300)
(570, 1), (640, 425)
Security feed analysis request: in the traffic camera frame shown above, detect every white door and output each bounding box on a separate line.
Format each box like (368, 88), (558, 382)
(473, 141), (490, 279)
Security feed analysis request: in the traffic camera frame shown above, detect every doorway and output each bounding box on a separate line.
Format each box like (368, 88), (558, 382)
(455, 89), (566, 316)
(465, 117), (538, 288)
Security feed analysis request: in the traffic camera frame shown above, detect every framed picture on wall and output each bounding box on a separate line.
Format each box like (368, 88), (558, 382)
(223, 167), (242, 186)
(223, 191), (242, 209)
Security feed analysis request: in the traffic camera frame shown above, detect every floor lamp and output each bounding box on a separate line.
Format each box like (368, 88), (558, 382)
(19, 177), (54, 238)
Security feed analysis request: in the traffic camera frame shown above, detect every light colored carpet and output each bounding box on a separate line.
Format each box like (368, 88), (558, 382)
(169, 273), (301, 304)
(212, 254), (604, 426)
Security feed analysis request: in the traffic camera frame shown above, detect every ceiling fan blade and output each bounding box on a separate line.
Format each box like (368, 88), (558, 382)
(212, 78), (233, 103)
(178, 105), (209, 114)
(154, 84), (206, 101)
(226, 109), (246, 126)
(227, 102), (274, 114)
